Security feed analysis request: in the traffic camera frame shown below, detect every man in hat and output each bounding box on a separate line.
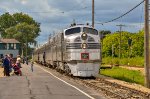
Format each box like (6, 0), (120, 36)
(3, 55), (10, 76)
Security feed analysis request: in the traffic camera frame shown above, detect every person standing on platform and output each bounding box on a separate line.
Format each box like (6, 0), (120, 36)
(26, 56), (28, 65)
(16, 55), (22, 76)
(16, 55), (21, 68)
(3, 55), (10, 76)
(31, 60), (34, 72)
(22, 56), (25, 64)
(43, 52), (46, 65)
(8, 54), (13, 73)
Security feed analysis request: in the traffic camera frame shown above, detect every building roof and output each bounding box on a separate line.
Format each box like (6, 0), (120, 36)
(0, 39), (20, 43)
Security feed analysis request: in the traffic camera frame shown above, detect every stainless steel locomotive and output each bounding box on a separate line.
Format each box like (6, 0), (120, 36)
(34, 24), (101, 77)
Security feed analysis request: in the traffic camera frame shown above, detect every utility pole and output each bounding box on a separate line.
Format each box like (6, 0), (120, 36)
(92, 0), (94, 27)
(116, 24), (125, 59)
(144, 0), (150, 88)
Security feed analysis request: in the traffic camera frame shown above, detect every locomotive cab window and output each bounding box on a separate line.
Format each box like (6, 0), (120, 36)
(83, 27), (98, 35)
(65, 27), (81, 35)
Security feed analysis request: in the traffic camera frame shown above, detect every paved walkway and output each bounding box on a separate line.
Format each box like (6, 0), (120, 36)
(0, 63), (106, 99)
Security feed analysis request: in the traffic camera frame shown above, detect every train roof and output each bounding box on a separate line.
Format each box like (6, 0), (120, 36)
(65, 24), (96, 30)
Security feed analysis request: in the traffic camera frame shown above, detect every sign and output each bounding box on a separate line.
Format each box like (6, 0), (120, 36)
(81, 53), (89, 60)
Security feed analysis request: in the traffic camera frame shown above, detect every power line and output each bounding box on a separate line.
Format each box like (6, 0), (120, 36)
(97, 0), (144, 25)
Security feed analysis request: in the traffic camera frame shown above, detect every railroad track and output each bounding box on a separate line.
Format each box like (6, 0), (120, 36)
(78, 78), (150, 99)
(58, 72), (150, 98)
(62, 73), (150, 99)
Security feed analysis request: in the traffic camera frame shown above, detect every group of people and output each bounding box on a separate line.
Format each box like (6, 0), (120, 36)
(2, 54), (35, 76)
(2, 54), (22, 76)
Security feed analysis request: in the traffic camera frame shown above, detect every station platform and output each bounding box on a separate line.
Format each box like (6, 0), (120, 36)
(0, 63), (106, 99)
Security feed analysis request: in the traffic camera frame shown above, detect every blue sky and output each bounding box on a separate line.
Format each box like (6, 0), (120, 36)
(0, 0), (144, 44)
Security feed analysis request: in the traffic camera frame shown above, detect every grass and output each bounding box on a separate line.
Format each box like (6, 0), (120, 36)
(102, 57), (144, 67)
(100, 66), (144, 85)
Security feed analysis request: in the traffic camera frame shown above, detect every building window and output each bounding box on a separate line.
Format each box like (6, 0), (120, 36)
(7, 44), (9, 50)
(11, 44), (14, 49)
(4, 44), (7, 49)
(14, 44), (16, 49)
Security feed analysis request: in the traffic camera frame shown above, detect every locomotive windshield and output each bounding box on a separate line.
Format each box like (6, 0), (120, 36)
(83, 27), (98, 35)
(65, 27), (81, 35)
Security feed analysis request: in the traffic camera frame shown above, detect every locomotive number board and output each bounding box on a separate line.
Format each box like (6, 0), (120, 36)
(81, 53), (89, 60)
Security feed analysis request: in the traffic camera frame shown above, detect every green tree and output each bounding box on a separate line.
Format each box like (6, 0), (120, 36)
(5, 22), (39, 55)
(0, 12), (16, 37)
(0, 12), (41, 56)
(6, 23), (39, 44)
(0, 12), (40, 40)
(102, 30), (144, 58)
(102, 31), (133, 57)
(13, 12), (40, 34)
(131, 30), (144, 57)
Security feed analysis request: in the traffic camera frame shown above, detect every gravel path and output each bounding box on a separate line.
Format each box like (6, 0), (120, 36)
(120, 66), (145, 74)
(98, 75), (150, 94)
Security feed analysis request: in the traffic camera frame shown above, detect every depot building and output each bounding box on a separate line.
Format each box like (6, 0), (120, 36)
(0, 38), (20, 58)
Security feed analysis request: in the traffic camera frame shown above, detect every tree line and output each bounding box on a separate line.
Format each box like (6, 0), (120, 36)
(100, 30), (144, 58)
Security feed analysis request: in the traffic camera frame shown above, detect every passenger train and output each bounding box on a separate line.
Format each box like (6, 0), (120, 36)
(34, 23), (101, 77)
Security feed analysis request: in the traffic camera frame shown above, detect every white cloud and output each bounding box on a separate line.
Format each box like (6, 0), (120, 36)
(20, 0), (27, 5)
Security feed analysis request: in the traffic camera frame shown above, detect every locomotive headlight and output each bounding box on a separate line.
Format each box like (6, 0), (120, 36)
(81, 32), (87, 40)
(81, 43), (88, 49)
